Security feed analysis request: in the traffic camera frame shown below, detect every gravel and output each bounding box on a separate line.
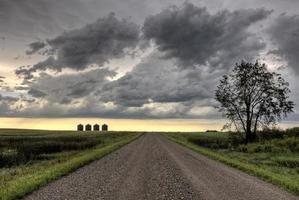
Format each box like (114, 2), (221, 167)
(23, 134), (299, 200)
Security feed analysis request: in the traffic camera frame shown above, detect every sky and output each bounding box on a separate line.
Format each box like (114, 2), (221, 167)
(0, 0), (299, 131)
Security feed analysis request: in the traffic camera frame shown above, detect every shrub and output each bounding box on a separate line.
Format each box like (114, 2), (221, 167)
(237, 142), (277, 153)
(236, 145), (248, 152)
(253, 145), (263, 153)
(228, 132), (245, 146)
(0, 149), (18, 167)
(256, 127), (284, 141)
(272, 157), (299, 168)
(188, 136), (229, 149)
(285, 127), (299, 138)
(275, 137), (299, 153)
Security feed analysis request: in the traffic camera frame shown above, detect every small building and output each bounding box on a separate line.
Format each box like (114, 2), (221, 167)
(85, 124), (92, 131)
(93, 124), (100, 131)
(102, 124), (108, 131)
(77, 124), (84, 131)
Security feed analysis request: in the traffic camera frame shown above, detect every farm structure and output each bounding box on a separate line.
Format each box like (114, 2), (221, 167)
(93, 124), (100, 131)
(102, 124), (108, 131)
(76, 123), (109, 132)
(77, 124), (84, 131)
(85, 124), (92, 131)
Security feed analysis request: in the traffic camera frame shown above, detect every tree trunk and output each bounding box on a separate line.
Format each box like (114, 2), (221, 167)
(245, 130), (250, 144)
(245, 129), (256, 143)
(252, 131), (257, 142)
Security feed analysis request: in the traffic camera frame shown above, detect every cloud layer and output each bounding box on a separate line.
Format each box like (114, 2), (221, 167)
(143, 3), (271, 68)
(27, 68), (116, 104)
(16, 13), (140, 79)
(1, 2), (298, 121)
(267, 14), (299, 75)
(100, 53), (218, 107)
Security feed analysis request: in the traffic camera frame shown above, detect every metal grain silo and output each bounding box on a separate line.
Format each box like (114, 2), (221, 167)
(85, 124), (92, 131)
(102, 124), (108, 131)
(93, 124), (100, 131)
(77, 124), (84, 131)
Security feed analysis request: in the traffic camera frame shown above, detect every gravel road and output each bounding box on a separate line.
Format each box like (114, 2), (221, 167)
(24, 134), (298, 200)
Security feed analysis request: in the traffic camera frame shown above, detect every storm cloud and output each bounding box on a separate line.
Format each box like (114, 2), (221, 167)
(2, 1), (299, 122)
(26, 41), (46, 55)
(143, 3), (271, 68)
(16, 13), (140, 78)
(267, 14), (299, 75)
(100, 53), (220, 107)
(27, 68), (116, 104)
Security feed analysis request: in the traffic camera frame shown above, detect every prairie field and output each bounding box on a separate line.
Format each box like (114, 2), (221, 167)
(0, 129), (140, 200)
(165, 129), (299, 194)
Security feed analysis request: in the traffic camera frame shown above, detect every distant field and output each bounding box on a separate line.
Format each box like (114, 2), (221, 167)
(165, 131), (299, 195)
(0, 129), (141, 200)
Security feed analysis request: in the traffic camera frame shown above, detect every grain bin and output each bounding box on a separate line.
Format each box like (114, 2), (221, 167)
(102, 124), (108, 131)
(93, 124), (100, 131)
(77, 124), (84, 131)
(85, 124), (92, 131)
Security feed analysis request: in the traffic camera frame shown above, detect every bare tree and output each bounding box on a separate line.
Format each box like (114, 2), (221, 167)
(215, 61), (294, 143)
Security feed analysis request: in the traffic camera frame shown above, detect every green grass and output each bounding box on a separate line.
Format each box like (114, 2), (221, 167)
(164, 132), (299, 195)
(0, 129), (141, 200)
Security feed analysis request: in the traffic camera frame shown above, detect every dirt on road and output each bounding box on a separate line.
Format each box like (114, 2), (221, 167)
(24, 134), (298, 200)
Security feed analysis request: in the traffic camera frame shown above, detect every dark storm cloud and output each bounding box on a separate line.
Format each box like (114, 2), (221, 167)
(16, 13), (140, 78)
(143, 3), (271, 68)
(100, 53), (219, 107)
(15, 66), (34, 80)
(6, 1), (299, 120)
(267, 14), (299, 75)
(0, 0), (198, 39)
(98, 3), (272, 108)
(16, 57), (61, 80)
(10, 52), (221, 118)
(27, 68), (116, 104)
(26, 41), (46, 55)
(11, 53), (220, 118)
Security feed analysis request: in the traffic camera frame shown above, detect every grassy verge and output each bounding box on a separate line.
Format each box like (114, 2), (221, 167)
(164, 133), (299, 195)
(0, 130), (141, 200)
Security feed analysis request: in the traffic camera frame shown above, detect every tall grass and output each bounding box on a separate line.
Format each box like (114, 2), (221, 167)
(0, 130), (141, 200)
(0, 136), (101, 167)
(0, 131), (134, 167)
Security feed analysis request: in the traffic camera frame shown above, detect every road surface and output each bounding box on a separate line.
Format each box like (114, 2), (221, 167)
(24, 134), (298, 200)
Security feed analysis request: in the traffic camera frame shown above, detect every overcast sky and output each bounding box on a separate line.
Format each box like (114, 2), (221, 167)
(0, 0), (299, 128)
